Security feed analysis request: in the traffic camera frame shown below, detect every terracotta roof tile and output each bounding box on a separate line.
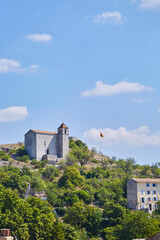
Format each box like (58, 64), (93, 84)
(132, 178), (160, 183)
(30, 130), (57, 135)
(58, 123), (68, 129)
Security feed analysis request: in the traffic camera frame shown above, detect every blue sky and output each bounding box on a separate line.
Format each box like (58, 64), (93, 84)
(0, 0), (160, 164)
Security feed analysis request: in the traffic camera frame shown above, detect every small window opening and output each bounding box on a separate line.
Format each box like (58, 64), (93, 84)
(152, 183), (157, 187)
(147, 190), (151, 195)
(142, 197), (145, 203)
(47, 149), (49, 155)
(44, 141), (46, 147)
(146, 183), (150, 187)
(149, 204), (152, 211)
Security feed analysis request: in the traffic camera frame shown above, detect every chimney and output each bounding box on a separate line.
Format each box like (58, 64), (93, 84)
(0, 229), (13, 240)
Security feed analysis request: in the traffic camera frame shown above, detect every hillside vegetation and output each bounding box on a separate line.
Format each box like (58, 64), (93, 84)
(0, 140), (160, 239)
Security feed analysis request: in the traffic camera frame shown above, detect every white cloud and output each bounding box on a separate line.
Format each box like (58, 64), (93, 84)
(133, 0), (160, 9)
(132, 98), (144, 103)
(140, 0), (160, 9)
(81, 80), (154, 97)
(0, 106), (28, 122)
(0, 58), (24, 73)
(93, 11), (122, 24)
(83, 126), (160, 146)
(29, 65), (40, 72)
(0, 58), (41, 73)
(27, 33), (53, 42)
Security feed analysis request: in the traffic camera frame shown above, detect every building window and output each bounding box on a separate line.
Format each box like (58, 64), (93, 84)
(148, 197), (151, 201)
(152, 183), (157, 187)
(141, 190), (144, 195)
(47, 149), (49, 155)
(44, 141), (46, 147)
(146, 183), (150, 187)
(149, 203), (152, 211)
(153, 197), (157, 201)
(142, 204), (145, 209)
(147, 190), (151, 195)
(141, 197), (145, 203)
(65, 129), (67, 134)
(153, 190), (157, 195)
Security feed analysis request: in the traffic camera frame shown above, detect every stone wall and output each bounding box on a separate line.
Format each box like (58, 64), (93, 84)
(127, 179), (137, 209)
(36, 133), (58, 161)
(133, 232), (160, 240)
(25, 131), (36, 159)
(146, 232), (160, 240)
(58, 128), (69, 158)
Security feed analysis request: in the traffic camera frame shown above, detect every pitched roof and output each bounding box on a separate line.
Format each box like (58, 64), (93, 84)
(132, 178), (160, 183)
(58, 123), (68, 129)
(30, 130), (57, 135)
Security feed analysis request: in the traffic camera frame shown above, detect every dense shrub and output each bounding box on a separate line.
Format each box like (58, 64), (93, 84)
(17, 155), (30, 163)
(91, 159), (100, 164)
(16, 146), (28, 157)
(58, 166), (84, 188)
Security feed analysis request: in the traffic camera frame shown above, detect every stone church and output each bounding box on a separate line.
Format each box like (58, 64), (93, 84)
(25, 123), (69, 161)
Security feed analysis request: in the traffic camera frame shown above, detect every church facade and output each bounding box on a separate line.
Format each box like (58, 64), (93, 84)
(25, 123), (69, 161)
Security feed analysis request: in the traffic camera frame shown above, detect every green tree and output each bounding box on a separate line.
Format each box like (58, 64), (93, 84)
(103, 202), (128, 226)
(30, 175), (45, 192)
(69, 139), (91, 166)
(73, 147), (92, 166)
(64, 202), (102, 236)
(42, 166), (59, 181)
(16, 145), (28, 157)
(58, 166), (84, 188)
(74, 228), (89, 240)
(63, 202), (86, 228)
(101, 158), (109, 170)
(120, 211), (160, 240)
(66, 152), (77, 166)
(84, 205), (103, 236)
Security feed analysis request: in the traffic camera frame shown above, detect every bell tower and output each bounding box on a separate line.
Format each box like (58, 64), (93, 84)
(58, 123), (69, 158)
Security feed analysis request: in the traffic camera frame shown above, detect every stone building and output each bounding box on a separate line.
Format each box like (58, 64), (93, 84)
(127, 178), (160, 214)
(25, 123), (69, 161)
(0, 229), (13, 240)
